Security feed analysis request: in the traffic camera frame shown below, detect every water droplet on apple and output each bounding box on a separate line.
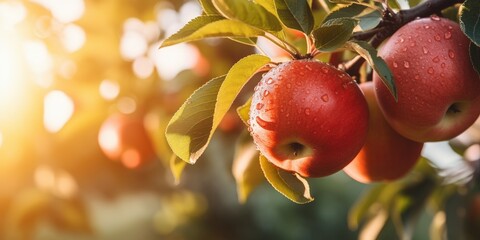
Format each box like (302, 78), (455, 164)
(422, 47), (428, 54)
(256, 103), (264, 110)
(278, 75), (284, 80)
(430, 15), (440, 21)
(299, 71), (305, 76)
(392, 61), (398, 68)
(428, 39), (432, 43)
(313, 117), (318, 122)
(414, 75), (420, 80)
(448, 50), (455, 59)
(402, 47), (408, 52)
(441, 63), (446, 68)
(410, 42), (416, 47)
(424, 25), (430, 29)
(434, 35), (441, 41)
(448, 25), (453, 30)
(432, 56), (440, 63)
(444, 31), (452, 40)
(427, 67), (434, 75)
(321, 94), (329, 102)
(263, 90), (269, 97)
(305, 65), (312, 71)
(321, 67), (329, 74)
(255, 116), (275, 131)
(286, 83), (292, 89)
(403, 61), (410, 68)
(304, 108), (311, 115)
(266, 78), (274, 84)
(400, 37), (405, 43)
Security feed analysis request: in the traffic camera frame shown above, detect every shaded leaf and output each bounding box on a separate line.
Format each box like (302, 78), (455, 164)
(161, 15), (265, 48)
(346, 40), (397, 101)
(170, 154), (187, 185)
(323, 4), (367, 23)
(470, 42), (480, 75)
(259, 155), (314, 204)
(349, 184), (388, 229)
(313, 18), (358, 52)
(329, 0), (361, 3)
(198, 0), (220, 15)
(213, 0), (282, 32)
(232, 132), (263, 203)
(358, 10), (382, 31)
(460, 0), (480, 46)
(166, 55), (270, 164)
(275, 0), (315, 34)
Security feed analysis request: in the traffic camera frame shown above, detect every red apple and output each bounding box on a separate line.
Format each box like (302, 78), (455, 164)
(373, 17), (480, 142)
(249, 59), (369, 178)
(344, 82), (423, 183)
(98, 113), (156, 168)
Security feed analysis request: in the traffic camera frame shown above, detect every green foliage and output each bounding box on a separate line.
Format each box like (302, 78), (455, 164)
(313, 18), (358, 52)
(160, 15), (265, 47)
(274, 0), (314, 34)
(470, 42), (480, 75)
(259, 155), (314, 204)
(460, 0), (480, 47)
(213, 0), (282, 32)
(345, 40), (398, 101)
(166, 55), (270, 164)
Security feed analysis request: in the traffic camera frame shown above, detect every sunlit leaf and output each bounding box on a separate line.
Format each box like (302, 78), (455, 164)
(313, 18), (358, 52)
(237, 97), (252, 125)
(198, 0), (220, 15)
(166, 55), (270, 164)
(161, 15), (265, 48)
(259, 155), (314, 204)
(470, 42), (480, 75)
(230, 37), (258, 46)
(394, 0), (410, 9)
(322, 4), (367, 23)
(460, 0), (480, 47)
(170, 154), (187, 185)
(346, 40), (397, 101)
(275, 0), (315, 34)
(232, 132), (263, 203)
(213, 0), (282, 32)
(329, 0), (361, 3)
(256, 0), (277, 15)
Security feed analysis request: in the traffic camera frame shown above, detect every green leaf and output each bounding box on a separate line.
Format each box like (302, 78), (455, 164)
(198, 0), (220, 15)
(213, 0), (282, 32)
(259, 155), (314, 204)
(329, 0), (361, 3)
(170, 154), (187, 185)
(237, 97), (252, 125)
(349, 184), (388, 229)
(275, 0), (315, 34)
(460, 0), (480, 46)
(470, 42), (480, 75)
(322, 4), (367, 23)
(232, 132), (263, 203)
(256, 0), (277, 15)
(313, 18), (358, 52)
(346, 40), (397, 101)
(358, 10), (382, 31)
(161, 15), (265, 48)
(166, 55), (270, 164)
(230, 37), (258, 46)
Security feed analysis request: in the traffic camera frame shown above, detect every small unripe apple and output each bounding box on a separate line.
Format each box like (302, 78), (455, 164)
(98, 113), (156, 168)
(249, 59), (369, 178)
(373, 17), (480, 142)
(344, 82), (423, 183)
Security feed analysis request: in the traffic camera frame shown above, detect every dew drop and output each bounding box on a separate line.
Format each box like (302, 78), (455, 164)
(313, 117), (318, 122)
(422, 47), (428, 54)
(434, 35), (441, 41)
(428, 39), (432, 43)
(263, 90), (269, 97)
(305, 65), (312, 71)
(402, 47), (408, 52)
(448, 50), (455, 59)
(410, 42), (416, 47)
(432, 56), (440, 63)
(299, 71), (305, 76)
(430, 15), (440, 21)
(448, 25), (453, 30)
(414, 75), (420, 80)
(255, 116), (275, 131)
(266, 78), (274, 85)
(403, 61), (410, 68)
(256, 103), (264, 110)
(400, 37), (405, 43)
(444, 31), (452, 40)
(278, 75), (284, 80)
(441, 62), (446, 68)
(321, 67), (329, 74)
(393, 61), (398, 68)
(321, 94), (329, 102)
(304, 108), (311, 116)
(286, 83), (292, 89)
(427, 67), (434, 74)
(424, 25), (430, 29)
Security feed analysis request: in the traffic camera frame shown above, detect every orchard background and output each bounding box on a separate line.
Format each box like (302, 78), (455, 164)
(0, 0), (479, 239)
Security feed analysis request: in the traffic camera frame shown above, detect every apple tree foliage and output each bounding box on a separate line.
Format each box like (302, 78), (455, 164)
(162, 0), (480, 238)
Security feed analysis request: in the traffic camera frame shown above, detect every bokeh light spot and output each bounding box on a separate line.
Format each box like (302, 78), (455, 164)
(121, 149), (141, 169)
(61, 23), (86, 52)
(99, 79), (120, 100)
(44, 90), (75, 133)
(133, 56), (155, 79)
(117, 97), (137, 114)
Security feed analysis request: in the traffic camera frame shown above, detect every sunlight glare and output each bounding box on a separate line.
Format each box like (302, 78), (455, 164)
(99, 79), (120, 100)
(98, 126), (120, 155)
(0, 1), (27, 29)
(44, 90), (75, 133)
(0, 30), (25, 110)
(120, 30), (148, 61)
(31, 0), (85, 23)
(23, 40), (54, 87)
(150, 43), (200, 81)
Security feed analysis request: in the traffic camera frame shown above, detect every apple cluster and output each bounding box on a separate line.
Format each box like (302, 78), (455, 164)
(249, 17), (480, 182)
